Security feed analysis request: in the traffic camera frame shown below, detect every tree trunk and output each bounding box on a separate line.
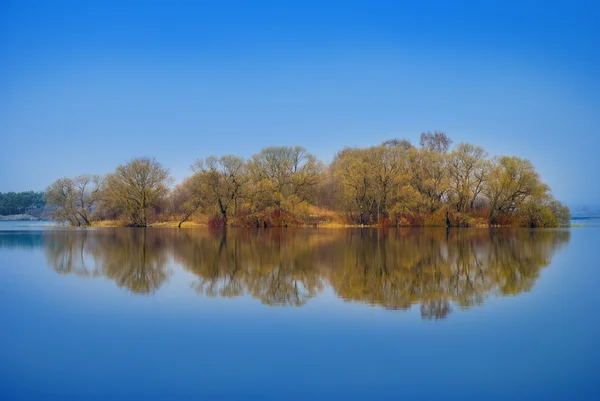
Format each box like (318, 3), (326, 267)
(218, 199), (228, 226)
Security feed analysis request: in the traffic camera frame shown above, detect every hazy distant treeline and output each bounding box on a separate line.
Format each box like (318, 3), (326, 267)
(0, 191), (45, 217)
(43, 131), (570, 228)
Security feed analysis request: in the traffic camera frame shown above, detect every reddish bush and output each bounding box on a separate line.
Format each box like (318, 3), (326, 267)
(208, 215), (226, 228)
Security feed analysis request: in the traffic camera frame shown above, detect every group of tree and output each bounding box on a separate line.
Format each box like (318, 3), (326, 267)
(327, 132), (570, 227)
(44, 158), (170, 227)
(43, 131), (571, 227)
(0, 191), (45, 217)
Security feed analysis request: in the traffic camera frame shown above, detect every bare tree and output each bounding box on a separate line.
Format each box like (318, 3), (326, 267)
(170, 174), (205, 228)
(191, 155), (248, 226)
(249, 146), (323, 208)
(102, 158), (171, 227)
(448, 143), (489, 213)
(45, 175), (102, 226)
(483, 156), (544, 225)
(419, 131), (453, 154)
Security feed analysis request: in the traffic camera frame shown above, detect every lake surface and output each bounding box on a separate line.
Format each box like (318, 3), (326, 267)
(0, 223), (598, 400)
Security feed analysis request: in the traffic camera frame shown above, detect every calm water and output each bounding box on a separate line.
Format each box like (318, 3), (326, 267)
(0, 222), (598, 400)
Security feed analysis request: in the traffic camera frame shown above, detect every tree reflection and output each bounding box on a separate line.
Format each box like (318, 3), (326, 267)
(44, 231), (101, 277)
(31, 227), (570, 318)
(172, 229), (327, 306)
(98, 230), (171, 294)
(43, 229), (171, 294)
(327, 229), (569, 318)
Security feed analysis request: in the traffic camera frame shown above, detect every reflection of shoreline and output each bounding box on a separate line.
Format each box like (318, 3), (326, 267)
(570, 217), (600, 227)
(1, 228), (570, 319)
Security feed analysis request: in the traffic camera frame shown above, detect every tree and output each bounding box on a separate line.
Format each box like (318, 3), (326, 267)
(370, 141), (412, 221)
(45, 175), (102, 226)
(331, 147), (376, 224)
(248, 146), (323, 213)
(448, 143), (489, 213)
(102, 158), (171, 227)
(483, 156), (545, 225)
(0, 191), (45, 217)
(382, 138), (413, 151)
(549, 199), (571, 227)
(192, 155), (248, 226)
(419, 131), (452, 154)
(389, 185), (421, 226)
(408, 146), (449, 214)
(170, 173), (205, 228)
(332, 140), (415, 224)
(520, 193), (571, 227)
(37, 132), (570, 228)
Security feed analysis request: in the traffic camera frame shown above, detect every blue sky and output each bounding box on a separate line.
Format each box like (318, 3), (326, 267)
(1, 0), (598, 204)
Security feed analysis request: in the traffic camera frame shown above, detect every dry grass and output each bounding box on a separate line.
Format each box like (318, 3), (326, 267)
(88, 209), (505, 229)
(91, 220), (121, 228)
(317, 222), (367, 228)
(91, 219), (207, 228)
(89, 219), (502, 228)
(150, 221), (206, 228)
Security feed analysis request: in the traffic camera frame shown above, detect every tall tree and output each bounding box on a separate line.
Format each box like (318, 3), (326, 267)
(371, 141), (412, 220)
(102, 158), (171, 227)
(331, 147), (376, 224)
(192, 155), (248, 226)
(419, 131), (453, 154)
(249, 146), (323, 210)
(448, 143), (489, 213)
(483, 156), (545, 225)
(38, 133), (570, 228)
(170, 173), (205, 228)
(45, 175), (102, 226)
(408, 146), (449, 213)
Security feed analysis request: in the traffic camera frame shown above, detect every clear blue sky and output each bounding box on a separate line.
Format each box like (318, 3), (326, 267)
(1, 0), (598, 204)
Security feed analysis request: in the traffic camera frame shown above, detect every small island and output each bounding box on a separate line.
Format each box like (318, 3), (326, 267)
(31, 131), (570, 229)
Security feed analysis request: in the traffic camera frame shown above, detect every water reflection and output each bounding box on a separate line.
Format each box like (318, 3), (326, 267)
(327, 229), (569, 319)
(173, 229), (327, 306)
(1, 228), (569, 318)
(44, 229), (172, 293)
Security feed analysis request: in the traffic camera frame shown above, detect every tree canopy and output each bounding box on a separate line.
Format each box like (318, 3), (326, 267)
(0, 191), (45, 217)
(101, 158), (171, 227)
(45, 175), (101, 226)
(40, 134), (570, 227)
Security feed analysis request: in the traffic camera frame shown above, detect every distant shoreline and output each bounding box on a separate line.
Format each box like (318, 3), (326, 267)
(0, 214), (41, 221)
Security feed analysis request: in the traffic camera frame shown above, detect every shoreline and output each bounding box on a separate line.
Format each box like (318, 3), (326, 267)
(0, 214), (41, 221)
(2, 218), (582, 229)
(82, 220), (572, 229)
